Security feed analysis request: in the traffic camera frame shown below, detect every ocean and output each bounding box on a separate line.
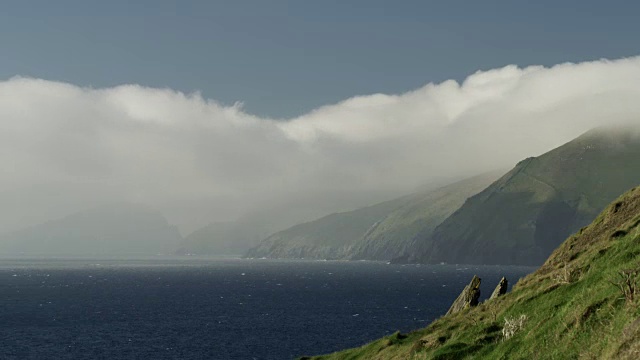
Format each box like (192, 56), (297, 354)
(0, 258), (535, 359)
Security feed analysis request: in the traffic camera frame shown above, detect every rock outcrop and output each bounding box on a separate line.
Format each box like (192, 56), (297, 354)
(489, 277), (508, 300)
(446, 275), (481, 315)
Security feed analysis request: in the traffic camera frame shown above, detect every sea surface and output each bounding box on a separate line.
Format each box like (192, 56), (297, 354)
(0, 258), (535, 359)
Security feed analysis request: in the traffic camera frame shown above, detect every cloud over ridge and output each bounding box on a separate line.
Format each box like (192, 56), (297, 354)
(1, 56), (639, 232)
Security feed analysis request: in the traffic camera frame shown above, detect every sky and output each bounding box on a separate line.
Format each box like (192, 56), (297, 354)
(1, 1), (640, 234)
(2, 0), (639, 118)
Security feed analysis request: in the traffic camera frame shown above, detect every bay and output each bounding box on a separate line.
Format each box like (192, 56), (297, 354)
(0, 258), (535, 359)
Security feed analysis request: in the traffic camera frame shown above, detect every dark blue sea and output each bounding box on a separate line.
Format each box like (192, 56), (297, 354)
(0, 258), (534, 359)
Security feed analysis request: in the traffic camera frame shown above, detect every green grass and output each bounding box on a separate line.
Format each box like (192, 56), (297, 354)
(415, 125), (640, 265)
(348, 172), (499, 260)
(305, 186), (640, 359)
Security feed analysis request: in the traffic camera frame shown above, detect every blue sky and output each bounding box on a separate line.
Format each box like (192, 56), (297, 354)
(1, 0), (638, 118)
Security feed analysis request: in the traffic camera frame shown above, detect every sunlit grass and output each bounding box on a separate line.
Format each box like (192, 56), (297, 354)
(305, 186), (640, 359)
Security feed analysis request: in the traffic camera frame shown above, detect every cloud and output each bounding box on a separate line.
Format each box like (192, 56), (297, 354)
(1, 57), (640, 232)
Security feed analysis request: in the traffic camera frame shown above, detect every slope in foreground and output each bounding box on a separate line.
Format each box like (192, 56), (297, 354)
(308, 185), (640, 359)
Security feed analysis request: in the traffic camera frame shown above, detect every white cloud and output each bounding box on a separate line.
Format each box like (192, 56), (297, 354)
(1, 56), (639, 232)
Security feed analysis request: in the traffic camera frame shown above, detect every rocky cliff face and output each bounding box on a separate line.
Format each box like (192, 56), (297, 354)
(446, 275), (482, 315)
(489, 277), (508, 300)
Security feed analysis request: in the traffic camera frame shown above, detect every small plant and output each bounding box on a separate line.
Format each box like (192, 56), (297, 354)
(609, 268), (640, 304)
(409, 352), (429, 360)
(502, 314), (528, 340)
(553, 262), (576, 284)
(490, 308), (498, 323)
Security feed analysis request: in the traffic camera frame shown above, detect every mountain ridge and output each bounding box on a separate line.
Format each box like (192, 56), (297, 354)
(404, 125), (640, 265)
(244, 172), (500, 260)
(0, 202), (182, 256)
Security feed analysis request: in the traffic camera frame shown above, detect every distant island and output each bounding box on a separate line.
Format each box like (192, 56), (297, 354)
(0, 203), (181, 257)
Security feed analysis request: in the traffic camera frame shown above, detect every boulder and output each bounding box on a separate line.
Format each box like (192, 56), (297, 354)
(446, 275), (481, 315)
(489, 277), (508, 300)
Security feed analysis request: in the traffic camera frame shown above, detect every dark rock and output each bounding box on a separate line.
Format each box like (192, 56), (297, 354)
(389, 254), (411, 264)
(446, 275), (481, 315)
(489, 277), (508, 300)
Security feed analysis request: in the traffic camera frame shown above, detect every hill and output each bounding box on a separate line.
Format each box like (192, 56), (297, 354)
(244, 173), (499, 260)
(244, 197), (408, 259)
(175, 191), (412, 256)
(405, 125), (640, 266)
(347, 172), (500, 260)
(0, 203), (182, 257)
(307, 184), (640, 359)
(176, 219), (278, 256)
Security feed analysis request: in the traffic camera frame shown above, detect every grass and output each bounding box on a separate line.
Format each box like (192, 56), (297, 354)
(248, 172), (498, 261)
(416, 126), (640, 265)
(304, 186), (640, 359)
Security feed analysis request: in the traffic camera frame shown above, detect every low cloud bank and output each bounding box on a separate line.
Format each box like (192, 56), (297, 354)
(1, 57), (639, 232)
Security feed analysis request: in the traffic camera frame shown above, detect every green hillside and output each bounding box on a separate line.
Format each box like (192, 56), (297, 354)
(244, 197), (408, 259)
(244, 173), (498, 260)
(176, 192), (408, 256)
(348, 172), (500, 260)
(408, 125), (640, 266)
(306, 185), (640, 359)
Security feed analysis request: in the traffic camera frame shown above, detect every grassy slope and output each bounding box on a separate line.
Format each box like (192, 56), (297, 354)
(307, 185), (640, 360)
(178, 191), (406, 256)
(412, 126), (640, 265)
(348, 172), (500, 260)
(244, 197), (408, 259)
(245, 173), (499, 260)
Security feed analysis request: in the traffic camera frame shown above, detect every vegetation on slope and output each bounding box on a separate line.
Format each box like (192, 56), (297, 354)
(245, 197), (408, 259)
(306, 185), (640, 360)
(177, 192), (405, 256)
(408, 125), (640, 265)
(348, 172), (500, 260)
(245, 173), (498, 260)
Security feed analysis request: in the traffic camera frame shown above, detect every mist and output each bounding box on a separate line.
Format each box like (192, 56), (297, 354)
(1, 56), (640, 235)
